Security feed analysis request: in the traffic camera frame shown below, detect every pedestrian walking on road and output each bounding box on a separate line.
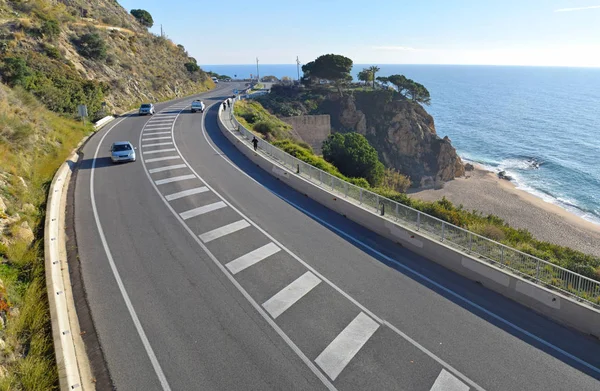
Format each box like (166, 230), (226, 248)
(222, 101), (227, 110)
(226, 99), (230, 109)
(252, 136), (258, 151)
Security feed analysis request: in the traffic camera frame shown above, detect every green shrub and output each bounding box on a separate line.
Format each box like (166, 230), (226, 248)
(184, 62), (200, 73)
(43, 44), (61, 59)
(130, 9), (154, 28)
(74, 32), (107, 60)
(1, 57), (32, 87)
(40, 19), (60, 40)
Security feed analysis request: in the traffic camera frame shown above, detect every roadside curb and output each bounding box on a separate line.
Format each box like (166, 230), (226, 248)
(45, 144), (92, 390)
(44, 114), (117, 390)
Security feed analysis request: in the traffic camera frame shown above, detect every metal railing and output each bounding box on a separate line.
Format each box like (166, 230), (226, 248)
(220, 103), (600, 308)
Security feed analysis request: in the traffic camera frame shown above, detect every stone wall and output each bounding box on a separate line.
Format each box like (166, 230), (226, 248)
(281, 115), (331, 154)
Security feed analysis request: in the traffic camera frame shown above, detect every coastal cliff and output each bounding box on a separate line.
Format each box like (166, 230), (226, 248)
(334, 91), (465, 186)
(260, 87), (465, 187)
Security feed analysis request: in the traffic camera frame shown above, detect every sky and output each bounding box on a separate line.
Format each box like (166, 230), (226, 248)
(118, 0), (600, 67)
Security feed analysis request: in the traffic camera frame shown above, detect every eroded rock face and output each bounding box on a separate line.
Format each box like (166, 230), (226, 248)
(328, 92), (464, 186)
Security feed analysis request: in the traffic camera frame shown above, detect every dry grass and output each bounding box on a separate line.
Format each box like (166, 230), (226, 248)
(0, 85), (91, 390)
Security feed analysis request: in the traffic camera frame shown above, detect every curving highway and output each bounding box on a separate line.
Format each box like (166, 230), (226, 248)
(73, 83), (600, 390)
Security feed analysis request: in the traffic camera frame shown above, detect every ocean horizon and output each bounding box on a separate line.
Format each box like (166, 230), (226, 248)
(203, 64), (600, 226)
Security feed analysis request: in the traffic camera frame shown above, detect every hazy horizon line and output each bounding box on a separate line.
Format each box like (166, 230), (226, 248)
(201, 63), (600, 69)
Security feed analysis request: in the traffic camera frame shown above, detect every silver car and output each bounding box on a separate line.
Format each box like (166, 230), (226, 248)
(139, 103), (155, 115)
(110, 141), (136, 163)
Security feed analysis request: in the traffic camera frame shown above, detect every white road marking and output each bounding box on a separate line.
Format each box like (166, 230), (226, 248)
(148, 164), (187, 174)
(143, 136), (172, 141)
(140, 104), (337, 391)
(154, 174), (196, 186)
(148, 119), (175, 122)
(430, 369), (470, 391)
(143, 142), (174, 148)
(262, 271), (321, 319)
(165, 187), (209, 201)
(225, 242), (280, 275)
(315, 312), (379, 381)
(180, 201), (227, 220)
(144, 130), (172, 134)
(206, 108), (600, 385)
(143, 148), (177, 155)
(91, 119), (172, 391)
(199, 219), (250, 243)
(145, 156), (181, 163)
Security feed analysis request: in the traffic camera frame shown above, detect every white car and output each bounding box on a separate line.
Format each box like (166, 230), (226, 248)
(191, 100), (205, 113)
(110, 141), (136, 163)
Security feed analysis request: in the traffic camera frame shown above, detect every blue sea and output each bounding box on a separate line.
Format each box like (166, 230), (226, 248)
(203, 64), (600, 225)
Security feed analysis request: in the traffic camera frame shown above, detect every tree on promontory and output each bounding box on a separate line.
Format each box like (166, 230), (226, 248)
(322, 132), (384, 186)
(368, 65), (380, 89)
(302, 54), (353, 93)
(387, 74), (431, 105)
(130, 9), (154, 28)
(357, 68), (372, 85)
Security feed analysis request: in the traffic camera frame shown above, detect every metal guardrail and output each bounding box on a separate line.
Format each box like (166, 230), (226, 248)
(221, 102), (600, 308)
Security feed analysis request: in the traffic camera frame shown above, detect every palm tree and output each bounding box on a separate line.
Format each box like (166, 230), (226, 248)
(369, 65), (380, 89)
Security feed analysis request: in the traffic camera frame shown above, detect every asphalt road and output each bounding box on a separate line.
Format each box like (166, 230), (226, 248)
(73, 83), (600, 390)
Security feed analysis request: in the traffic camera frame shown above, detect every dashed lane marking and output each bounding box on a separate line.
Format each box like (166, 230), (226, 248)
(154, 174), (196, 186)
(315, 312), (379, 381)
(148, 164), (187, 174)
(179, 201), (227, 220)
(225, 242), (281, 275)
(199, 219), (251, 243)
(262, 271), (321, 319)
(143, 148), (177, 155)
(145, 156), (181, 163)
(165, 187), (209, 201)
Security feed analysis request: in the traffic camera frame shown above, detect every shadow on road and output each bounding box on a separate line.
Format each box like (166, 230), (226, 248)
(79, 157), (119, 170)
(201, 104), (600, 382)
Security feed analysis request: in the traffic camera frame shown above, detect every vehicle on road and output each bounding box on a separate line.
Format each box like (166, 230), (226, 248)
(110, 141), (136, 163)
(138, 103), (155, 115)
(191, 100), (205, 113)
(211, 77), (219, 83)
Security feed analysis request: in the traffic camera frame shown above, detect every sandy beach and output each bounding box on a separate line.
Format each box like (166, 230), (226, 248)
(409, 166), (600, 257)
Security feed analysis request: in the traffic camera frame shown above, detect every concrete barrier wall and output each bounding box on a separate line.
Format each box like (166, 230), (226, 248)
(280, 115), (331, 154)
(217, 104), (600, 338)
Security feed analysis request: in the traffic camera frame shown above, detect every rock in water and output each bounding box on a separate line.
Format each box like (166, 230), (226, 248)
(326, 92), (465, 186)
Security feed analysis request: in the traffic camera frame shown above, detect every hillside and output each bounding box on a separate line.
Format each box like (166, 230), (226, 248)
(0, 0), (213, 120)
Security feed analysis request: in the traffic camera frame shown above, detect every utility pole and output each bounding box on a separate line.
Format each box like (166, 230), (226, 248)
(256, 57), (260, 82)
(296, 56), (301, 82)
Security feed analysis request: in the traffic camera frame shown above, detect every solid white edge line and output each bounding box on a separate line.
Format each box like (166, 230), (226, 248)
(208, 104), (600, 380)
(138, 105), (337, 391)
(91, 118), (172, 390)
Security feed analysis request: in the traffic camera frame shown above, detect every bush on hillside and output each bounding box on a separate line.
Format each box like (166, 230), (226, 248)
(184, 62), (200, 73)
(40, 19), (60, 40)
(130, 9), (154, 28)
(322, 132), (385, 187)
(74, 32), (107, 60)
(0, 57), (32, 87)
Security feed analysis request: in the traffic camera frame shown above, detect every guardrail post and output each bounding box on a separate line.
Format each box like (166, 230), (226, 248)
(441, 222), (445, 241)
(577, 277), (582, 293)
(319, 171), (322, 185)
(469, 232), (473, 252)
(395, 203), (399, 219)
(359, 189), (363, 204)
(417, 212), (421, 231)
(296, 164), (300, 174)
(380, 202), (385, 216)
(535, 259), (541, 279)
(501, 246), (504, 264)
